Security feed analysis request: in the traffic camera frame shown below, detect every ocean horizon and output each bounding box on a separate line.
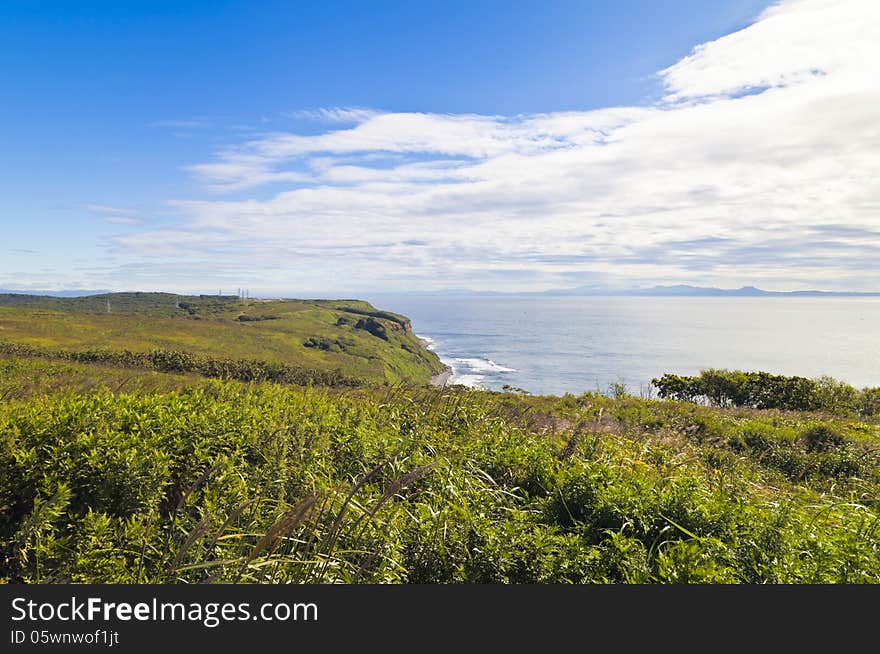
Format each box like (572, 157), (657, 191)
(368, 295), (880, 395)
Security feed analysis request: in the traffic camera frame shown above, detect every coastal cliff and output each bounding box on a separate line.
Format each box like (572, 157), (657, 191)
(0, 293), (446, 386)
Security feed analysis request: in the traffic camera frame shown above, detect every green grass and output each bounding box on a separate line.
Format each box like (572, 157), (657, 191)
(0, 293), (444, 385)
(1, 292), (877, 584)
(1, 357), (878, 584)
(0, 355), (225, 399)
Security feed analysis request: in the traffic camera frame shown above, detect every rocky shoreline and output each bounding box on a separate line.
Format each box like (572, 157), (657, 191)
(429, 365), (454, 387)
(418, 335), (453, 387)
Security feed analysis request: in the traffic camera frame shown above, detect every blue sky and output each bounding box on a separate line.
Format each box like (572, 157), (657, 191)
(2, 0), (878, 294)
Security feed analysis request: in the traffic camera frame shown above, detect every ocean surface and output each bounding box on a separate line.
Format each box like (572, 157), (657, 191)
(366, 295), (880, 395)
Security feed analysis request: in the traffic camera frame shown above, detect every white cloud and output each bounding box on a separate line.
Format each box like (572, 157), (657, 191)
(104, 216), (142, 225)
(148, 119), (212, 129)
(81, 203), (144, 225)
(81, 203), (138, 215)
(115, 0), (880, 292)
(661, 0), (880, 99)
(286, 107), (385, 123)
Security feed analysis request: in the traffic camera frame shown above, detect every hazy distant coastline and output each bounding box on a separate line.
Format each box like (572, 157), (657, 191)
(4, 285), (880, 300)
(380, 294), (880, 394)
(0, 288), (112, 297)
(0, 284), (880, 298)
(545, 285), (880, 298)
(374, 285), (880, 298)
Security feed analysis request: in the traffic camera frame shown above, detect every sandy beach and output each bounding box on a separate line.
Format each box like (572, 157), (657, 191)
(429, 365), (454, 387)
(419, 335), (454, 386)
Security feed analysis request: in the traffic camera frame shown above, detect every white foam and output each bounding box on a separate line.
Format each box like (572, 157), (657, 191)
(444, 356), (517, 388)
(452, 357), (517, 373)
(415, 333), (435, 348)
(449, 373), (485, 387)
(416, 337), (514, 388)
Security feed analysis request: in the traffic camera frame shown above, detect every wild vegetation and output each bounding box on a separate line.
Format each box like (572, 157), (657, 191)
(0, 341), (361, 387)
(1, 358), (878, 584)
(0, 293), (877, 584)
(0, 293), (444, 385)
(654, 369), (880, 417)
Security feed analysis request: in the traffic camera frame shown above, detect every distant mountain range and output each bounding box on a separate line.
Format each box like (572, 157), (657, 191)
(544, 284), (880, 297)
(372, 284), (880, 298)
(2, 285), (879, 299)
(0, 288), (111, 297)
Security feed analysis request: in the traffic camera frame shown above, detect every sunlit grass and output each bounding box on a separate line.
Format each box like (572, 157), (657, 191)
(2, 362), (877, 584)
(0, 294), (444, 384)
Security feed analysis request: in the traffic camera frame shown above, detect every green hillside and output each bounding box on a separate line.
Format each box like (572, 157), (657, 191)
(0, 293), (444, 385)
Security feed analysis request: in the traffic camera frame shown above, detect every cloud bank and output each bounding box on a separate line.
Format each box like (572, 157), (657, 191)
(115, 0), (880, 293)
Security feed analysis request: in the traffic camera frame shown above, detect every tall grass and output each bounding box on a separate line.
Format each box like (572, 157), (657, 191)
(1, 377), (878, 584)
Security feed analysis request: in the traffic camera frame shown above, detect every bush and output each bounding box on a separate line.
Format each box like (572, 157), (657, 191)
(653, 369), (878, 417)
(0, 341), (362, 387)
(354, 318), (389, 341)
(303, 336), (352, 353)
(236, 314), (280, 322)
(800, 425), (846, 453)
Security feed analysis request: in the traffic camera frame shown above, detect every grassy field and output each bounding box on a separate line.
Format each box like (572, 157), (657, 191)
(1, 355), (878, 583)
(0, 293), (444, 385)
(1, 292), (877, 584)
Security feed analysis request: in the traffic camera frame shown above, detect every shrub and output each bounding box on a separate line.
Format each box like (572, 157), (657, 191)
(800, 425), (846, 453)
(0, 341), (362, 387)
(354, 318), (389, 341)
(236, 314), (280, 322)
(653, 369), (876, 416)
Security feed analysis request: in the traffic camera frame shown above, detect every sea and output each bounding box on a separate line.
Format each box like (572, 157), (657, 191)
(365, 295), (880, 396)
